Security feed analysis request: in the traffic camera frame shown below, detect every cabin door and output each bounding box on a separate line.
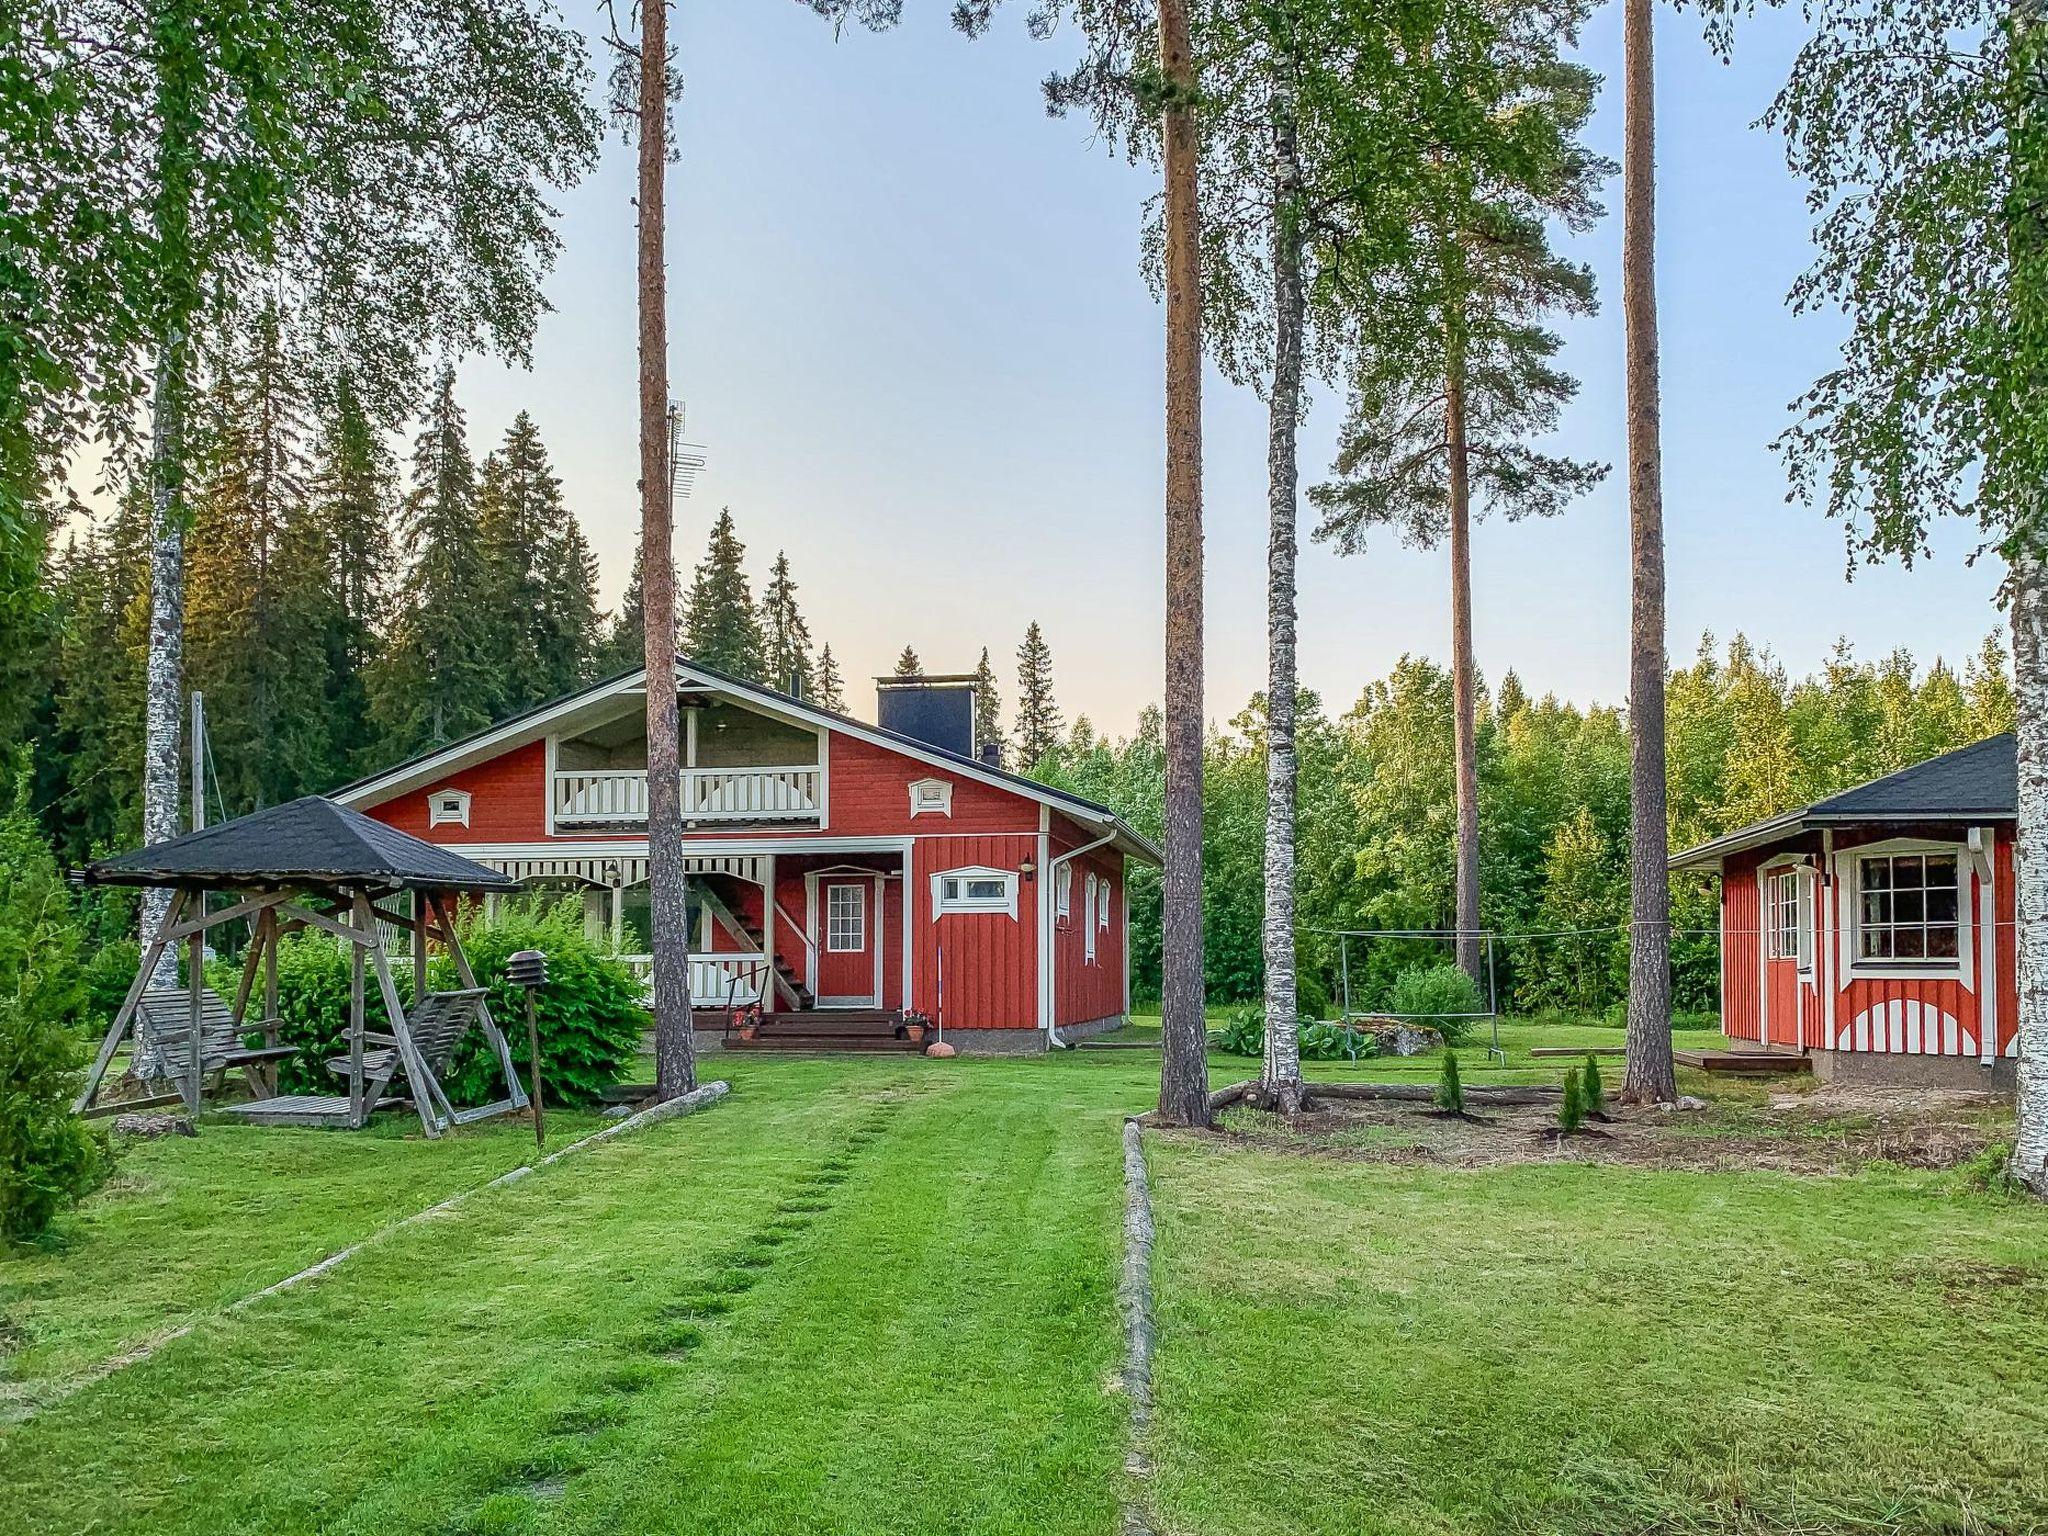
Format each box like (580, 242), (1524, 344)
(815, 876), (879, 1008)
(1760, 865), (1811, 1049)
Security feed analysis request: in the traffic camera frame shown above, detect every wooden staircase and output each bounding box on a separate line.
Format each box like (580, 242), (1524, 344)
(724, 1010), (919, 1054)
(698, 878), (813, 1010)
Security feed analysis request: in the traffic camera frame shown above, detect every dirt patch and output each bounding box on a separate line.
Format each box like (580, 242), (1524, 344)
(1214, 1083), (2008, 1175)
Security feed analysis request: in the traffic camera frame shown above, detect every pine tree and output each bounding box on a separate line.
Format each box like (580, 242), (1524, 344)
(758, 550), (815, 696)
(1014, 622), (1062, 768)
(973, 647), (1005, 765)
(1435, 1050), (1465, 1115)
(310, 373), (396, 772)
(681, 508), (765, 678)
(893, 646), (925, 680)
(370, 367), (495, 758)
(814, 643), (848, 713)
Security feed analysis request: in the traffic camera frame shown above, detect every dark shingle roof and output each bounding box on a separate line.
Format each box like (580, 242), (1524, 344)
(85, 796), (518, 891)
(1671, 734), (2015, 869)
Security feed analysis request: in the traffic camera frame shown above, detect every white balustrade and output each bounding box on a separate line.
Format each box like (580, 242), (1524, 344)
(618, 953), (767, 1008)
(552, 765), (822, 825)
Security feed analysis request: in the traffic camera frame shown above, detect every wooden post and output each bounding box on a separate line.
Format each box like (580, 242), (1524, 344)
(184, 891), (204, 1114)
(263, 907), (279, 1047)
(75, 888), (190, 1112)
(412, 887), (427, 1005)
(348, 895), (366, 1128)
(524, 988), (545, 1152)
(433, 892), (528, 1110)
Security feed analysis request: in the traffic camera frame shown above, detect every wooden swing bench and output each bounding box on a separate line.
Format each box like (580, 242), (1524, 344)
(132, 987), (299, 1101)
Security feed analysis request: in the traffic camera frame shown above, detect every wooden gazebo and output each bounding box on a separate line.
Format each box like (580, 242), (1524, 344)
(75, 796), (530, 1137)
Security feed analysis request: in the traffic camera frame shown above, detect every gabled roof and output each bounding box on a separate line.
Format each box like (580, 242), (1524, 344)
(1670, 733), (2015, 870)
(86, 796), (520, 890)
(329, 656), (1163, 865)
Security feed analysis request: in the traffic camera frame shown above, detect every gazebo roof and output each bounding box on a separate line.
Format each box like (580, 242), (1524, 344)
(85, 796), (518, 892)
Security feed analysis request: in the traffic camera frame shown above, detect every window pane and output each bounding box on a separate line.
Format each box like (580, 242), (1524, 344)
(1863, 858), (1891, 890)
(1927, 886), (1958, 924)
(1895, 927), (1925, 959)
(1894, 889), (1924, 924)
(1895, 855), (1923, 886)
(965, 879), (1004, 900)
(1927, 926), (1960, 959)
(1859, 927), (1889, 958)
(1861, 890), (1888, 924)
(942, 879), (959, 900)
(1925, 854), (1958, 887)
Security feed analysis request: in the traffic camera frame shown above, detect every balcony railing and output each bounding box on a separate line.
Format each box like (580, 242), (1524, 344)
(552, 766), (823, 826)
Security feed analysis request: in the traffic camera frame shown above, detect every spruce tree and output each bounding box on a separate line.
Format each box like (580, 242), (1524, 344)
(310, 373), (396, 772)
(814, 643), (848, 713)
(1014, 621), (1062, 768)
(605, 541), (648, 675)
(536, 519), (603, 698)
(758, 550), (816, 696)
(44, 497), (149, 863)
(893, 646), (925, 679)
(680, 508), (765, 678)
(370, 367), (495, 758)
(973, 646), (1005, 765)
(477, 412), (596, 712)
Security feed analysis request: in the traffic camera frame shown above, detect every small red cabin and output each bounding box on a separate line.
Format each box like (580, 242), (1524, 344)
(335, 660), (1157, 1053)
(1673, 734), (2018, 1089)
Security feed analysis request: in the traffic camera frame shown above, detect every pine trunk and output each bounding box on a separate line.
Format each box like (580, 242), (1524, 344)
(2011, 544), (2048, 1192)
(141, 345), (185, 994)
(1156, 0), (1211, 1128)
(639, 0), (695, 1101)
(1620, 0), (1676, 1104)
(1445, 333), (1482, 988)
(1261, 103), (1305, 1116)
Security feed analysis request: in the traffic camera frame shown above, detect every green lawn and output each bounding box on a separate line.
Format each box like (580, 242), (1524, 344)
(4, 1040), (2044, 1535)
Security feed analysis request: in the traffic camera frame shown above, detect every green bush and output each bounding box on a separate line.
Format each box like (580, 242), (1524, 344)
(254, 896), (645, 1108)
(1558, 1068), (1586, 1133)
(80, 940), (141, 1033)
(1218, 1007), (1264, 1058)
(1581, 1054), (1607, 1117)
(0, 780), (111, 1242)
(1435, 1051), (1464, 1114)
(1389, 963), (1484, 1046)
(1299, 1020), (1376, 1062)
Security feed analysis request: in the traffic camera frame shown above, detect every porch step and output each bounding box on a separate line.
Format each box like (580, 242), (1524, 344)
(1674, 1047), (1812, 1075)
(725, 1034), (921, 1054)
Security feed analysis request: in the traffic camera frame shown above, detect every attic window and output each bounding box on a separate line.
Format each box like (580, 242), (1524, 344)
(908, 778), (954, 818)
(428, 787), (471, 829)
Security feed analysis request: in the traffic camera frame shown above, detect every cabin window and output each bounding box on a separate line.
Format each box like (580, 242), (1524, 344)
(1856, 851), (1960, 962)
(1099, 875), (1113, 929)
(428, 787), (471, 828)
(826, 884), (867, 952)
(1056, 864), (1073, 921)
(908, 778), (953, 817)
(1084, 873), (1099, 963)
(1766, 869), (1807, 964)
(932, 867), (1018, 919)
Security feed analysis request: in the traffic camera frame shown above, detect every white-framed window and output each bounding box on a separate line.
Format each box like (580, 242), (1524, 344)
(931, 866), (1018, 920)
(1098, 873), (1113, 930)
(826, 884), (867, 953)
(1856, 850), (1960, 963)
(1084, 873), (1099, 964)
(908, 777), (954, 818)
(1056, 863), (1073, 922)
(1766, 869), (1805, 964)
(427, 787), (471, 828)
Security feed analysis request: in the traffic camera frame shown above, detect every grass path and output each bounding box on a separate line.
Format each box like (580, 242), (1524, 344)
(0, 1059), (1136, 1535)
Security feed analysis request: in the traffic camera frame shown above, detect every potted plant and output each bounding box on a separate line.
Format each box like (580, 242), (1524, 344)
(900, 1010), (933, 1045)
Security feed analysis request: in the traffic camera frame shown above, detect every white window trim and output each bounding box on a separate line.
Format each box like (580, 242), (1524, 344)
(427, 787), (471, 828)
(930, 865), (1019, 921)
(907, 777), (954, 818)
(1055, 863), (1072, 923)
(1097, 874), (1112, 930)
(1084, 872), (1099, 964)
(1842, 837), (1969, 980)
(1764, 866), (1810, 971)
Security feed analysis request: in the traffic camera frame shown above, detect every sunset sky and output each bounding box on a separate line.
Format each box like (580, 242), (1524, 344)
(450, 0), (2005, 737)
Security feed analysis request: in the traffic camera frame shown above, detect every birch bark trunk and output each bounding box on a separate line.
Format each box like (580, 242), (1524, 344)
(1445, 330), (1483, 987)
(2011, 544), (2048, 1192)
(141, 345), (186, 996)
(1156, 0), (1211, 1128)
(1619, 0), (1676, 1104)
(638, 0), (695, 1101)
(1261, 102), (1305, 1116)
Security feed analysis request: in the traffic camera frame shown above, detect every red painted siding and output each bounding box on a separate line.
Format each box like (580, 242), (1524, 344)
(914, 834), (1039, 1030)
(370, 741), (552, 842)
(1051, 843), (1127, 1027)
(1721, 851), (1763, 1043)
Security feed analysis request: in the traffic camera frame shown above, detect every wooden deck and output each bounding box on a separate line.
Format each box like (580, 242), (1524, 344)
(1673, 1046), (1812, 1075)
(722, 1010), (922, 1054)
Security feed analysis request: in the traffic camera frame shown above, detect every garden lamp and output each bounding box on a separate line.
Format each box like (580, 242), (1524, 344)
(507, 948), (548, 1151)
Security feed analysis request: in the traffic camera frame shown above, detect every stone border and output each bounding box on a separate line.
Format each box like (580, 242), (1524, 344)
(1119, 1118), (1157, 1535)
(10, 1082), (731, 1426)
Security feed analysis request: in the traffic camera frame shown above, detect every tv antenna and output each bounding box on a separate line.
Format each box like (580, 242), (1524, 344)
(666, 400), (707, 503)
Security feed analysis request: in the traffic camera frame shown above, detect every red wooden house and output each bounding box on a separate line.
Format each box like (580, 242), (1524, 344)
(1672, 734), (2018, 1089)
(336, 661), (1155, 1052)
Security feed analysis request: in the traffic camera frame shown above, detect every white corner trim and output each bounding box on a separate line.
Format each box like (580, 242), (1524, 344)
(930, 865), (1019, 921)
(908, 777), (954, 818)
(427, 786), (471, 829)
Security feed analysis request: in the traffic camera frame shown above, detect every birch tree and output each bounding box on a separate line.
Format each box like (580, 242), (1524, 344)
(1704, 0), (2048, 1181)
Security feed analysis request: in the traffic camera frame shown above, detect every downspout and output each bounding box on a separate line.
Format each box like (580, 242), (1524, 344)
(1045, 831), (1120, 1049)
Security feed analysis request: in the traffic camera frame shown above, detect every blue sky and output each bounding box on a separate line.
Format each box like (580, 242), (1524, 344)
(453, 0), (2005, 735)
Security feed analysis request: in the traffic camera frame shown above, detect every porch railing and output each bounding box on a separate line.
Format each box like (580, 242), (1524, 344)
(552, 766), (822, 825)
(619, 953), (769, 1008)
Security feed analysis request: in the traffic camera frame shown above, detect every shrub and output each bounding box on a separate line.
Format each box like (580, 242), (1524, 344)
(1299, 1020), (1376, 1062)
(80, 940), (141, 1033)
(257, 896), (645, 1108)
(0, 780), (110, 1242)
(1389, 963), (1484, 1046)
(1435, 1051), (1464, 1114)
(1558, 1067), (1586, 1133)
(1218, 1007), (1264, 1058)
(1581, 1055), (1607, 1117)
